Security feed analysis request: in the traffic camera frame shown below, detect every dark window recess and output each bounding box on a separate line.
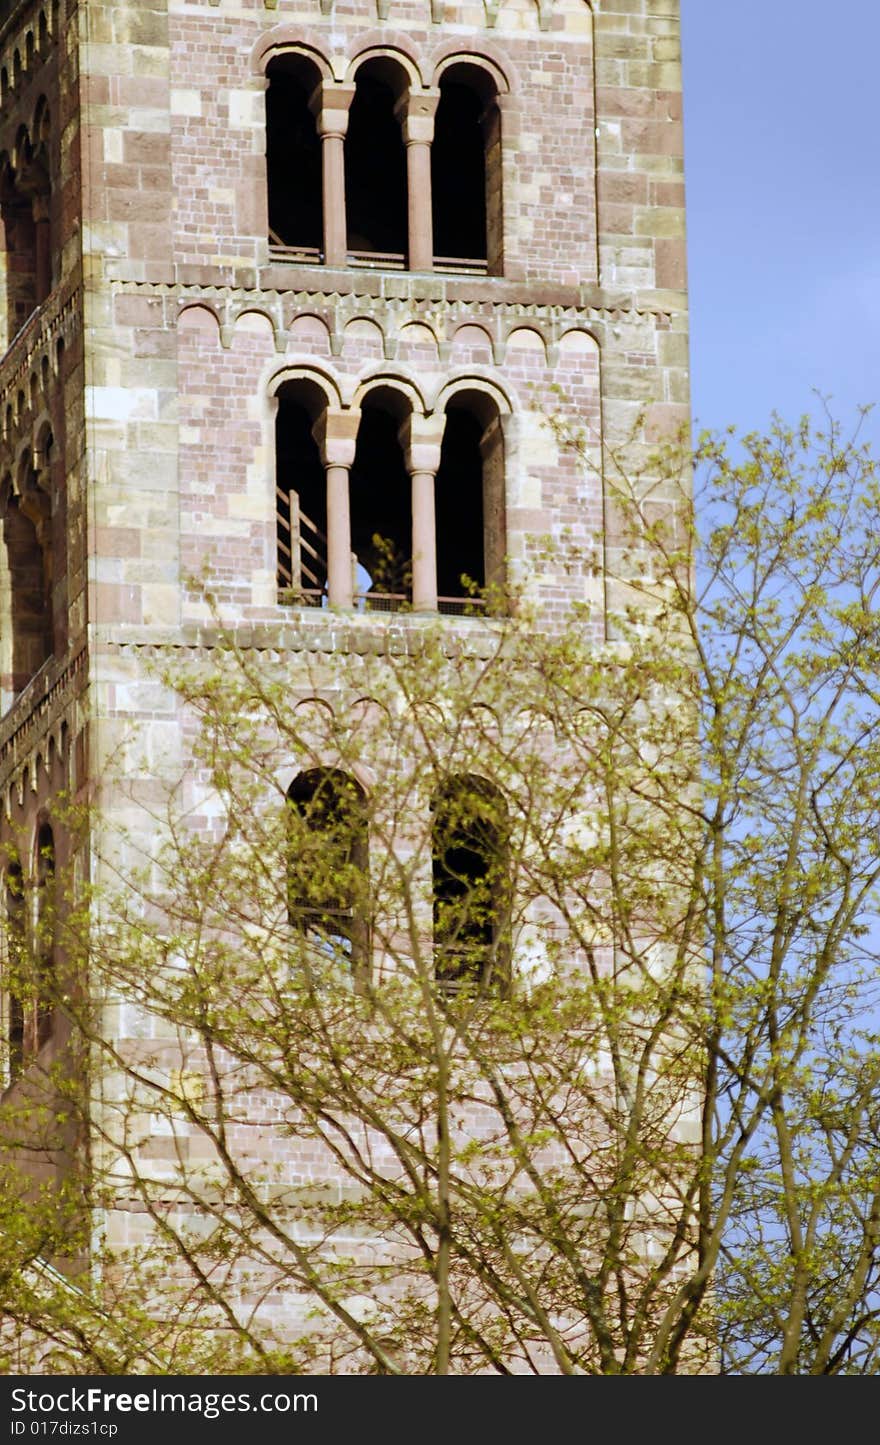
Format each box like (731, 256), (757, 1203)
(287, 769), (370, 979)
(3, 490), (52, 693)
(0, 184), (36, 344)
(276, 394), (327, 602)
(266, 57), (322, 254)
(345, 67), (407, 259)
(5, 857), (25, 1081)
(432, 777), (510, 993)
(35, 822), (54, 1051)
(349, 400), (412, 607)
(435, 404), (485, 600)
(432, 81), (487, 264)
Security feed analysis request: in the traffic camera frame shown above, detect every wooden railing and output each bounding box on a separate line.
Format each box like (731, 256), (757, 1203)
(347, 250), (406, 271)
(266, 236), (489, 276)
(277, 491), (327, 604)
(433, 256), (489, 275)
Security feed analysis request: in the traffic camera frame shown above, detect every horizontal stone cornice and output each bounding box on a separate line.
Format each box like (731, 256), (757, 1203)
(103, 269), (682, 325)
(0, 643), (87, 791)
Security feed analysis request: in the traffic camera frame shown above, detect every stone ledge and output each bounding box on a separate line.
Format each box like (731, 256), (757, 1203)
(103, 265), (683, 323)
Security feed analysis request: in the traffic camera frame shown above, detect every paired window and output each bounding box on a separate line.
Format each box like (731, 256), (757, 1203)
(275, 383), (506, 614)
(3, 822), (55, 1085)
(266, 55), (502, 274)
(287, 768), (510, 993)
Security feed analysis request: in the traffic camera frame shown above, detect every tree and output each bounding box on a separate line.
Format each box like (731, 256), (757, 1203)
(2, 411), (880, 1374)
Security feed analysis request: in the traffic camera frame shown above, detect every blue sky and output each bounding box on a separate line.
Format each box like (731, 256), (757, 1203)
(680, 2), (880, 446)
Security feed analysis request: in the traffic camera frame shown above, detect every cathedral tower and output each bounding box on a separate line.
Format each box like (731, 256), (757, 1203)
(0, 0), (690, 1370)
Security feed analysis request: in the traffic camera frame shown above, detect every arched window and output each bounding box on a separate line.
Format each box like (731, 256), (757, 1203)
(265, 54), (323, 261)
(273, 386), (506, 617)
(432, 776), (510, 994)
(0, 108), (53, 354)
(287, 769), (370, 981)
(350, 390), (412, 610)
(0, 478), (53, 705)
(345, 60), (408, 266)
(432, 65), (502, 275)
(4, 854), (25, 1082)
(435, 391), (506, 613)
(0, 160), (36, 351)
(275, 380), (329, 605)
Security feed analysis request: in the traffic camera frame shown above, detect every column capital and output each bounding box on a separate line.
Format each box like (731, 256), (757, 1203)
(398, 413), (446, 475)
(310, 81), (356, 137)
(394, 87), (440, 145)
(312, 408), (361, 468)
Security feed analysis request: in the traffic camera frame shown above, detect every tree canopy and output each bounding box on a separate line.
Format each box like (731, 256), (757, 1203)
(2, 412), (880, 1373)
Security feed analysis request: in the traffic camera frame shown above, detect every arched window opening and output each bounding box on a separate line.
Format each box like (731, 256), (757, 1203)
(0, 162), (37, 352)
(287, 769), (370, 981)
(435, 392), (506, 614)
(0, 114), (52, 354)
(34, 821), (54, 1051)
(432, 776), (510, 994)
(266, 54), (323, 261)
(4, 856), (25, 1082)
(435, 405), (485, 611)
(1, 487), (53, 700)
(275, 381), (328, 605)
(345, 61), (407, 266)
(432, 66), (501, 275)
(350, 393), (412, 610)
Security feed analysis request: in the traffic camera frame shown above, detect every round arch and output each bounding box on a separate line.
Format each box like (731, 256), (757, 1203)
(435, 374), (512, 419)
(353, 372), (426, 417)
(345, 42), (423, 90)
(431, 52), (511, 97)
(269, 364), (343, 413)
(251, 34), (335, 82)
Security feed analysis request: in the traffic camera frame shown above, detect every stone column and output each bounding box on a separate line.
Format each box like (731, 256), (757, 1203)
(395, 89), (439, 273)
(399, 414), (445, 612)
(312, 408), (360, 609)
(310, 82), (356, 267)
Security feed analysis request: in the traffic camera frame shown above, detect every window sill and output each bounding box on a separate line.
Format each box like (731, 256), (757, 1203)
(277, 591), (492, 619)
(266, 245), (489, 277)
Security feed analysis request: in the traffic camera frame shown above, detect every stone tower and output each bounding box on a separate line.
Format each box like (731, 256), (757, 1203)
(0, 0), (689, 1370)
